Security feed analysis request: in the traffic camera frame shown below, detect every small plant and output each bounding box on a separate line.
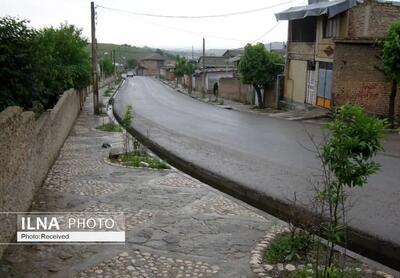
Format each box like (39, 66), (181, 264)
(103, 89), (112, 97)
(95, 110), (107, 116)
(116, 152), (170, 169)
(290, 266), (361, 278)
(264, 231), (311, 263)
(121, 105), (133, 154)
(96, 122), (122, 132)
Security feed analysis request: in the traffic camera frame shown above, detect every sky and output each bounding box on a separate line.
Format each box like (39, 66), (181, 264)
(1, 0), (308, 50)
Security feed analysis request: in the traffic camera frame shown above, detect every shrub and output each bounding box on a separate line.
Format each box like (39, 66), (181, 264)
(264, 232), (311, 263)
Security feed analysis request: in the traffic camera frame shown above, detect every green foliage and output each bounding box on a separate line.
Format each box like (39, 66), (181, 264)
(126, 58), (137, 69)
(264, 232), (311, 263)
(37, 23), (91, 108)
(382, 21), (400, 82)
(317, 103), (385, 269)
(101, 58), (114, 77)
(96, 122), (122, 132)
(0, 17), (91, 110)
(238, 43), (284, 88)
(323, 104), (385, 188)
(121, 105), (133, 129)
(174, 55), (187, 78)
(290, 267), (361, 278)
(103, 88), (113, 97)
(0, 17), (41, 110)
(118, 152), (170, 169)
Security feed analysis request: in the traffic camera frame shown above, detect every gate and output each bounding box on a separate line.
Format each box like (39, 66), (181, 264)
(317, 62), (333, 108)
(305, 62), (316, 105)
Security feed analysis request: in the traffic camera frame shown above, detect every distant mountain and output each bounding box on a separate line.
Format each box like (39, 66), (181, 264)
(86, 43), (176, 64)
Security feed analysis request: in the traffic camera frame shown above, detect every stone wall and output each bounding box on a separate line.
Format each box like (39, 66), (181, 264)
(332, 42), (400, 117)
(0, 88), (87, 257)
(219, 78), (252, 104)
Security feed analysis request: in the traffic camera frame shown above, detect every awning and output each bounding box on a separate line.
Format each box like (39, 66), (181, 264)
(275, 0), (357, 21)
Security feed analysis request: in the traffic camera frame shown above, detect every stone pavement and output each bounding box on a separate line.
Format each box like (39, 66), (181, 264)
(0, 91), (286, 277)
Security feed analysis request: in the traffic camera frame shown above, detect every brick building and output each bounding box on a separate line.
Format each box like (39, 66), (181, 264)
(276, 0), (400, 118)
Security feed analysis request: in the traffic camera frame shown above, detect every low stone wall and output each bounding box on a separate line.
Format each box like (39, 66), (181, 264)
(0, 88), (88, 257)
(219, 78), (252, 104)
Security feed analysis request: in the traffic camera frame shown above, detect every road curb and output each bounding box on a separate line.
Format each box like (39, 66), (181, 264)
(112, 88), (400, 272)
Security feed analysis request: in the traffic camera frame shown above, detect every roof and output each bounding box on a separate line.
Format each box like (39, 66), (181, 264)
(275, 0), (357, 21)
(197, 56), (234, 68)
(141, 53), (166, 61)
(222, 49), (244, 58)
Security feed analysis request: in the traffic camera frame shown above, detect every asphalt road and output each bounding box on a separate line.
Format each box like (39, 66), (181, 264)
(114, 76), (400, 255)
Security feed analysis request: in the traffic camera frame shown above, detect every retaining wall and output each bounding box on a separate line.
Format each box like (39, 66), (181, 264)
(0, 87), (89, 257)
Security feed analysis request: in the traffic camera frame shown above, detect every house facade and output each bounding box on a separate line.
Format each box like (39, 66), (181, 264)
(276, 0), (400, 117)
(193, 56), (236, 92)
(137, 53), (166, 77)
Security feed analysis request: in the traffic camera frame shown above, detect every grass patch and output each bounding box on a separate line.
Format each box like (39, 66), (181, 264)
(96, 122), (122, 132)
(103, 89), (113, 97)
(290, 267), (361, 278)
(264, 232), (311, 263)
(115, 152), (170, 170)
(95, 111), (108, 117)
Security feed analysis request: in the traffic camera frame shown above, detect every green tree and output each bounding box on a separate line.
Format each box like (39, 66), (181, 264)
(126, 58), (137, 69)
(36, 23), (91, 108)
(185, 61), (196, 94)
(174, 55), (187, 86)
(101, 58), (114, 77)
(0, 17), (41, 110)
(238, 43), (283, 108)
(382, 21), (400, 128)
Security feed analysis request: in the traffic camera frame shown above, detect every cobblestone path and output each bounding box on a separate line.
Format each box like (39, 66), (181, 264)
(1, 94), (285, 278)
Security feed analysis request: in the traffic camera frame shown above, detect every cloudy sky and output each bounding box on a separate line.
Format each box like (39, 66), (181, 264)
(1, 0), (307, 50)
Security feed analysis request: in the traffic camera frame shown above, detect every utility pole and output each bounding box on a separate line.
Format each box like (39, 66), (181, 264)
(191, 46), (194, 60)
(91, 1), (99, 115)
(202, 38), (206, 98)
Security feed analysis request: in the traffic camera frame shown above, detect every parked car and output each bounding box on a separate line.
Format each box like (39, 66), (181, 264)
(126, 72), (135, 77)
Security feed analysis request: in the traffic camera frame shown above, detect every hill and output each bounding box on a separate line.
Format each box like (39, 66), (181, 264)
(86, 43), (175, 66)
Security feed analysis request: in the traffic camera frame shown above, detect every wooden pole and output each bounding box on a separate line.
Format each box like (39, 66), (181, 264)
(91, 1), (99, 114)
(202, 38), (206, 98)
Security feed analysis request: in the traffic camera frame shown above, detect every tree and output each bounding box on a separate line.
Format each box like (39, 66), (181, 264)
(382, 21), (400, 128)
(101, 58), (114, 77)
(36, 23), (91, 108)
(174, 55), (187, 86)
(185, 61), (196, 94)
(0, 17), (41, 110)
(319, 104), (385, 273)
(238, 43), (283, 108)
(0, 18), (90, 111)
(126, 58), (137, 69)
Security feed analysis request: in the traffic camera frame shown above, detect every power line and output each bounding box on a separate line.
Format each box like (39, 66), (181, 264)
(99, 8), (249, 43)
(251, 21), (282, 44)
(97, 0), (297, 19)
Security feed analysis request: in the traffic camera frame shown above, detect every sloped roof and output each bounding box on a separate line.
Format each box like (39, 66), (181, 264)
(141, 53), (166, 61)
(222, 49), (244, 58)
(275, 0), (357, 20)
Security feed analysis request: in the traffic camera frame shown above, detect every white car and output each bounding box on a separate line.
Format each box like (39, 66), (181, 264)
(126, 72), (134, 77)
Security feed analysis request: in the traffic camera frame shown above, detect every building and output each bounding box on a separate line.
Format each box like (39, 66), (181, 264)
(137, 53), (166, 77)
(193, 56), (236, 92)
(160, 60), (176, 81)
(276, 0), (400, 117)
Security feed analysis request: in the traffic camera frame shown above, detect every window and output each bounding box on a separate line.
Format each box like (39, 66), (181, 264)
(290, 17), (317, 42)
(323, 16), (340, 38)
